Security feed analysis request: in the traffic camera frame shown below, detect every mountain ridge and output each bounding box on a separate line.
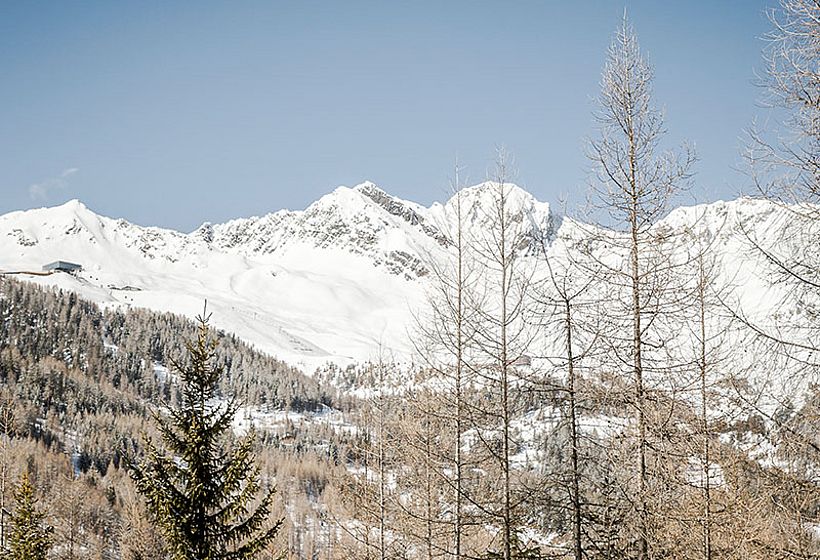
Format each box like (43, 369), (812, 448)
(0, 182), (793, 375)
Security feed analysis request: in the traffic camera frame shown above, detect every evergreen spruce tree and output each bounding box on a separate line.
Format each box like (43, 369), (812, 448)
(5, 472), (52, 560)
(131, 313), (283, 560)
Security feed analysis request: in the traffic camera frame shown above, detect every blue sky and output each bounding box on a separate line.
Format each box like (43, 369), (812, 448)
(0, 1), (777, 231)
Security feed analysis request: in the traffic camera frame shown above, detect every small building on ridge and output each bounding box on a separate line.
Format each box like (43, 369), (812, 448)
(43, 261), (83, 273)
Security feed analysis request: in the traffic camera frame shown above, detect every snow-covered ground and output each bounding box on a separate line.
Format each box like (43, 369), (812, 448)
(232, 403), (359, 439)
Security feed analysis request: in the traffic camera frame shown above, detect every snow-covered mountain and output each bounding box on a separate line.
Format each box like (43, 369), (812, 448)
(0, 181), (552, 371)
(0, 181), (795, 376)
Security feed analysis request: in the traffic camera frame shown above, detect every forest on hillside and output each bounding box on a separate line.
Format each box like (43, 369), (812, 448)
(1, 1), (819, 559)
(0, 276), (376, 558)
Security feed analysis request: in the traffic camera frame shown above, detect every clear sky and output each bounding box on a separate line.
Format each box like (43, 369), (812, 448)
(0, 1), (778, 231)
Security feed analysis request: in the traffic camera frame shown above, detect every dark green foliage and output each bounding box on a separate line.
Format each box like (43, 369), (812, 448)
(5, 472), (52, 560)
(131, 314), (283, 560)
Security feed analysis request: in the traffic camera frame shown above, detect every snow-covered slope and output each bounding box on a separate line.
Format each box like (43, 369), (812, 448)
(0, 182), (551, 371)
(0, 182), (798, 378)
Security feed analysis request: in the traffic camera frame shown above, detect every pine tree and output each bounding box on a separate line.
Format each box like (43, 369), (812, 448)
(5, 472), (52, 560)
(130, 313), (283, 560)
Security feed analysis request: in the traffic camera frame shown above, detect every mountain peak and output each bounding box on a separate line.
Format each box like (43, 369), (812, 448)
(23, 198), (99, 230)
(0, 184), (798, 371)
(45, 198), (95, 221)
(439, 181), (553, 239)
(352, 180), (381, 192)
(59, 198), (88, 211)
(458, 181), (538, 202)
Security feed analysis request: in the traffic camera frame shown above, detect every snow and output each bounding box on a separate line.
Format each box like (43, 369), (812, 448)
(231, 403), (358, 438)
(684, 456), (726, 489)
(153, 362), (177, 384)
(0, 182), (555, 374)
(0, 190), (435, 372)
(0, 186), (811, 402)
